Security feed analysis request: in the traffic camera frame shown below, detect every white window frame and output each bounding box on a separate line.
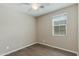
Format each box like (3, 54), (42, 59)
(52, 13), (67, 36)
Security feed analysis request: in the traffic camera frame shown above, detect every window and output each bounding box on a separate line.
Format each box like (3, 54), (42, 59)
(52, 13), (67, 36)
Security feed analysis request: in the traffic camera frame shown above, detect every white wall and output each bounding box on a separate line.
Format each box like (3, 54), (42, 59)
(37, 4), (78, 53)
(0, 5), (36, 55)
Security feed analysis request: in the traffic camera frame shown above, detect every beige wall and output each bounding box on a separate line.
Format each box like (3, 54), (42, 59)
(0, 4), (78, 55)
(78, 4), (79, 55)
(0, 5), (36, 55)
(37, 4), (78, 52)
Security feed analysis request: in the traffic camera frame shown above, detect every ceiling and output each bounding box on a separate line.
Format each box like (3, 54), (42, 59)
(0, 3), (75, 17)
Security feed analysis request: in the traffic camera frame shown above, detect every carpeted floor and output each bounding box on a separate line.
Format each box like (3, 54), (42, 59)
(6, 43), (77, 56)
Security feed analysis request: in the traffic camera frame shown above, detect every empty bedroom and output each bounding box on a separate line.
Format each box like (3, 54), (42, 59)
(0, 3), (78, 56)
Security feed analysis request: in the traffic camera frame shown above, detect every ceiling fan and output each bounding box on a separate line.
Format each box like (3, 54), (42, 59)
(21, 3), (50, 10)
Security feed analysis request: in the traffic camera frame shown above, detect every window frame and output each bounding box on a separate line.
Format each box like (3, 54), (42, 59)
(52, 13), (67, 36)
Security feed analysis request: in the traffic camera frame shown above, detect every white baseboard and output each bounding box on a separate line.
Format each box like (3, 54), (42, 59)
(38, 42), (77, 54)
(1, 42), (77, 56)
(1, 42), (37, 56)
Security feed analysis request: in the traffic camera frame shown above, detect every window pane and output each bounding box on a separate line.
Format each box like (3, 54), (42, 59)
(53, 15), (66, 21)
(54, 20), (66, 25)
(54, 21), (60, 25)
(59, 20), (66, 25)
(54, 26), (59, 35)
(52, 13), (67, 36)
(59, 26), (66, 35)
